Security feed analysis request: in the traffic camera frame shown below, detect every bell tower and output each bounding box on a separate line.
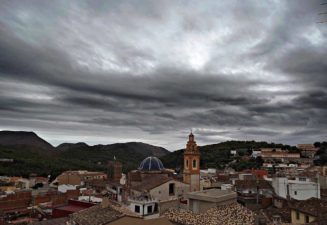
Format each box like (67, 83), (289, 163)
(183, 131), (200, 192)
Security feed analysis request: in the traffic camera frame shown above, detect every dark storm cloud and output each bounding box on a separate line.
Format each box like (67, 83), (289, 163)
(0, 0), (326, 149)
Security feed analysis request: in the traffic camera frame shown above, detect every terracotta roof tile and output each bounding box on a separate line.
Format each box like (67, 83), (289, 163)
(235, 180), (272, 190)
(132, 175), (173, 192)
(289, 198), (327, 217)
(69, 204), (124, 225)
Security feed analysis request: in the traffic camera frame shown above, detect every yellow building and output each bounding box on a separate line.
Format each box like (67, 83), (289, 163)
(290, 198), (327, 224)
(291, 209), (316, 224)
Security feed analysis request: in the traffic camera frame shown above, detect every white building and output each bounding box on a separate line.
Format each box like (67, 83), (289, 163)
(200, 168), (217, 178)
(128, 195), (158, 217)
(251, 150), (261, 158)
(272, 177), (320, 200)
(58, 184), (77, 193)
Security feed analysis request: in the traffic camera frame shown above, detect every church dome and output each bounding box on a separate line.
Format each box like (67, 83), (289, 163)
(138, 156), (165, 171)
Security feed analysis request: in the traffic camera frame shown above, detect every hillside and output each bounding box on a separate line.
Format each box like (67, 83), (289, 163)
(0, 131), (54, 151)
(0, 131), (169, 177)
(56, 142), (168, 157)
(1, 131), (322, 177)
(56, 142), (89, 151)
(160, 140), (299, 170)
(55, 142), (169, 173)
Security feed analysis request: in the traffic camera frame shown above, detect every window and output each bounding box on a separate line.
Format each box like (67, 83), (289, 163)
(169, 183), (175, 196)
(192, 159), (197, 169)
(135, 205), (140, 213)
(306, 215), (310, 223)
(294, 191), (297, 195)
(147, 205), (153, 214)
(299, 177), (306, 181)
(185, 160), (188, 169)
(296, 211), (300, 220)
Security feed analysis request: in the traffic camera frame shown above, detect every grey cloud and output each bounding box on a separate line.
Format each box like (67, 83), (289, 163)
(0, 0), (326, 149)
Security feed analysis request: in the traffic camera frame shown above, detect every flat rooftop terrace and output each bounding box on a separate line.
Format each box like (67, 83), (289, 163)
(185, 189), (237, 202)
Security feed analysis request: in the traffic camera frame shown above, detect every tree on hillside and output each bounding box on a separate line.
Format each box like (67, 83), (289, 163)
(314, 142), (321, 148)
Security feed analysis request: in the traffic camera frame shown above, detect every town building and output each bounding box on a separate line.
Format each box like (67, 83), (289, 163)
(127, 156), (189, 216)
(108, 160), (123, 183)
(185, 189), (237, 213)
(234, 179), (273, 207)
(66, 198), (173, 225)
(109, 216), (174, 225)
(52, 199), (95, 218)
(183, 132), (200, 192)
(128, 157), (189, 201)
(0, 190), (32, 213)
(289, 198), (327, 224)
(272, 177), (320, 201)
(251, 150), (262, 158)
(55, 170), (107, 186)
(128, 194), (158, 216)
(298, 144), (319, 158)
(261, 150), (300, 163)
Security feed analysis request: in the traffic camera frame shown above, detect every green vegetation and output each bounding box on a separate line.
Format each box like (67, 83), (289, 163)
(1, 139), (325, 178)
(160, 140), (297, 171)
(0, 145), (104, 178)
(0, 143), (167, 179)
(314, 142), (327, 165)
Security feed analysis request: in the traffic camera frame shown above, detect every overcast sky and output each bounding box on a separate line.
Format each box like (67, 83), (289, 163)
(0, 0), (326, 150)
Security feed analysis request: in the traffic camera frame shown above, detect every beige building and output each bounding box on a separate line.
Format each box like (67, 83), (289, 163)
(128, 156), (189, 216)
(56, 170), (107, 185)
(185, 189), (237, 213)
(261, 150), (300, 163)
(298, 144), (319, 158)
(130, 174), (189, 202)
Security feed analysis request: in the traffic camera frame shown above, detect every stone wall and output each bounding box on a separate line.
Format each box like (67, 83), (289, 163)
(159, 199), (180, 214)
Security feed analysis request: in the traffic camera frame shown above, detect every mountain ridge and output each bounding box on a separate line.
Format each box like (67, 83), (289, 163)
(0, 130), (170, 177)
(0, 130), (54, 151)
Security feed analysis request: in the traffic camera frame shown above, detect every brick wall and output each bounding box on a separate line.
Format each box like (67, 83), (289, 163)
(34, 189), (79, 206)
(65, 189), (79, 199)
(0, 191), (32, 212)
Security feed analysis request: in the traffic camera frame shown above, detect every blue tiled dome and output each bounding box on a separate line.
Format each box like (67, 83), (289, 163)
(138, 156), (165, 171)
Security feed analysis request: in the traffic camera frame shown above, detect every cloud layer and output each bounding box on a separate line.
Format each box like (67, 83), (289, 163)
(0, 0), (326, 150)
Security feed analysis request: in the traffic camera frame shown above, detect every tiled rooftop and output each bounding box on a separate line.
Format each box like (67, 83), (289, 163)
(289, 197), (327, 217)
(163, 202), (256, 225)
(30, 217), (68, 225)
(235, 180), (272, 189)
(68, 204), (124, 225)
(132, 174), (173, 192)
